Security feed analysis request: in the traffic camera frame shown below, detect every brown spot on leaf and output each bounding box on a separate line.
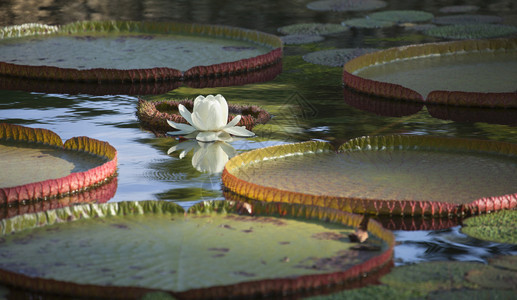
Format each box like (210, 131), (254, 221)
(312, 232), (346, 241)
(208, 247), (230, 252)
(233, 271), (256, 277)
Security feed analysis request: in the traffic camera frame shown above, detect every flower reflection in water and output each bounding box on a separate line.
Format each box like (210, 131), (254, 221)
(167, 136), (237, 174)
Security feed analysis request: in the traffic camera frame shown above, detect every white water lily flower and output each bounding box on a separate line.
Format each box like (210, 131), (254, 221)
(167, 94), (255, 142)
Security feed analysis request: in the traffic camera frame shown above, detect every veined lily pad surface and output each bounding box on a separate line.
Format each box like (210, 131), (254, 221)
(343, 38), (517, 107)
(222, 135), (517, 217)
(0, 21), (282, 82)
(0, 200), (394, 299)
(461, 210), (517, 244)
(0, 123), (117, 204)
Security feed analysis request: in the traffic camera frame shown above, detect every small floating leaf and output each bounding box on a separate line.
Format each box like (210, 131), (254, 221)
(461, 210), (517, 244)
(307, 0), (387, 12)
(280, 34), (325, 45)
(303, 48), (378, 67)
(278, 23), (348, 36)
(369, 10), (434, 23)
(342, 18), (394, 29)
(439, 5), (479, 14)
(380, 261), (482, 294)
(465, 265), (517, 289)
(425, 24), (517, 39)
(433, 15), (503, 25)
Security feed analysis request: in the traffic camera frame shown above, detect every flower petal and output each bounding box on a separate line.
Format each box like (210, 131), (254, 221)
(191, 111), (209, 131)
(223, 126), (255, 137)
(167, 120), (197, 133)
(178, 104), (194, 128)
(223, 115), (241, 129)
(195, 131), (220, 142)
(215, 94), (228, 126)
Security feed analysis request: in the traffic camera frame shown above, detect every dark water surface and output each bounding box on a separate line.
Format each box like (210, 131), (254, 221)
(1, 0), (517, 297)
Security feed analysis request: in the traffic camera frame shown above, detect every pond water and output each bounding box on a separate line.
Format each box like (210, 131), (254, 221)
(1, 0), (517, 297)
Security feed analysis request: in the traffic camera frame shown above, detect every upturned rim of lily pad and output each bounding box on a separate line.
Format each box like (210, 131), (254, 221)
(0, 200), (395, 299)
(0, 21), (283, 83)
(136, 98), (271, 137)
(0, 123), (117, 204)
(343, 38), (517, 108)
(222, 135), (517, 217)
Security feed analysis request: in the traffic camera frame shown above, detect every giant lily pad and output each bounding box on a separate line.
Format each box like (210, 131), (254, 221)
(0, 21), (282, 82)
(0, 200), (394, 299)
(136, 98), (271, 137)
(461, 210), (517, 244)
(343, 38), (517, 107)
(0, 123), (117, 204)
(222, 135), (517, 217)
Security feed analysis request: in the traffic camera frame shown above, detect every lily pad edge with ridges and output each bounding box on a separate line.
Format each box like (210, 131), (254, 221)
(343, 38), (517, 108)
(0, 123), (117, 204)
(0, 200), (395, 299)
(222, 135), (517, 217)
(0, 21), (283, 83)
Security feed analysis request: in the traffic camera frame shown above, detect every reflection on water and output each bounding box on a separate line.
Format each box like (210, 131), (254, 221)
(167, 139), (237, 174)
(1, 0), (517, 297)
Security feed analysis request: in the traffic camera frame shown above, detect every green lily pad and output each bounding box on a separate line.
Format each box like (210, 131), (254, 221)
(439, 5), (479, 14)
(306, 284), (417, 300)
(488, 255), (517, 271)
(280, 34), (325, 45)
(341, 18), (394, 29)
(0, 200), (394, 299)
(307, 0), (387, 12)
(465, 265), (517, 290)
(461, 210), (517, 244)
(427, 289), (517, 300)
(380, 261), (482, 294)
(0, 123), (117, 204)
(369, 10), (434, 23)
(278, 23), (348, 36)
(222, 135), (517, 216)
(0, 21), (282, 82)
(433, 15), (503, 25)
(344, 38), (517, 107)
(425, 24), (517, 39)
(303, 48), (378, 67)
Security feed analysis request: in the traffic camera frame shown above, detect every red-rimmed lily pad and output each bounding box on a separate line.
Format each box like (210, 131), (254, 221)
(222, 135), (517, 217)
(307, 0), (387, 12)
(343, 38), (517, 107)
(461, 210), (517, 244)
(0, 21), (282, 83)
(136, 98), (271, 137)
(0, 123), (117, 204)
(0, 200), (394, 299)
